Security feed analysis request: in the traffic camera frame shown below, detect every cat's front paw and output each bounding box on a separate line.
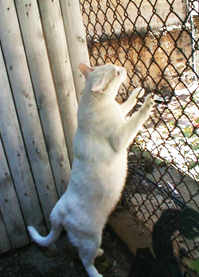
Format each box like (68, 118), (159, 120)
(144, 94), (154, 110)
(130, 87), (144, 99)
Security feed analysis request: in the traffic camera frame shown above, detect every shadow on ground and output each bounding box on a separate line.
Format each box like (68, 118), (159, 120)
(0, 227), (132, 277)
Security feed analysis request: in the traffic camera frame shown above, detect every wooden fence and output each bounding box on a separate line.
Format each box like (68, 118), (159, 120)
(0, 0), (89, 254)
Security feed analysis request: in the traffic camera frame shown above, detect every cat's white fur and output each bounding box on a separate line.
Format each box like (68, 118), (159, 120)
(28, 63), (153, 277)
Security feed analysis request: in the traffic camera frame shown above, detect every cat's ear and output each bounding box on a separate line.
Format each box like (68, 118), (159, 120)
(90, 73), (107, 92)
(79, 63), (94, 78)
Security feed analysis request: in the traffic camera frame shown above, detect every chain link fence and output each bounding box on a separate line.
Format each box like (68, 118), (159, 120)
(80, 0), (199, 265)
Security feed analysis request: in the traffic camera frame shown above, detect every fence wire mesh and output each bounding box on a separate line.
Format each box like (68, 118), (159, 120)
(80, 0), (199, 264)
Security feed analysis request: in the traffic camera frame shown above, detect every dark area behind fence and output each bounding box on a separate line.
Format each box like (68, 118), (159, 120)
(80, 0), (199, 261)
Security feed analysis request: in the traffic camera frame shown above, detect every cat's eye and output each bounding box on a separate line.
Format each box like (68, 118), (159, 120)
(116, 70), (121, 76)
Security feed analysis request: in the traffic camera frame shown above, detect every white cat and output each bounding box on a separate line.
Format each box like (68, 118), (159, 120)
(28, 63), (153, 277)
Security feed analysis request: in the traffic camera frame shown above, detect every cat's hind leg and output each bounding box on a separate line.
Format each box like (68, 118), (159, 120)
(78, 238), (103, 277)
(67, 229), (103, 277)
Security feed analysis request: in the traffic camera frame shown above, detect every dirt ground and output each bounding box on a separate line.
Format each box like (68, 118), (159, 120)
(0, 226), (132, 277)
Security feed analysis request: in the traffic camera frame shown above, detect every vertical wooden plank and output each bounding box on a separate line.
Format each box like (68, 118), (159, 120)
(15, 0), (71, 196)
(0, 137), (28, 249)
(60, 0), (90, 101)
(38, 0), (78, 164)
(0, 211), (11, 254)
(0, 0), (59, 228)
(0, 43), (43, 239)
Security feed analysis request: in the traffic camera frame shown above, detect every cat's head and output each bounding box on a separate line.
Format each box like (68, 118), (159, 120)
(79, 63), (126, 97)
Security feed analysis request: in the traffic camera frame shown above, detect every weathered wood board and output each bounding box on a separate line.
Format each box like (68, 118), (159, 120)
(0, 0), (88, 254)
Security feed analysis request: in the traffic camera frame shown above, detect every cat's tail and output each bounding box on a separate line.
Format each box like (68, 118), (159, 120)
(27, 224), (62, 247)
